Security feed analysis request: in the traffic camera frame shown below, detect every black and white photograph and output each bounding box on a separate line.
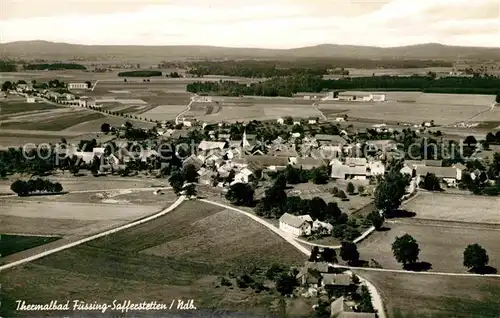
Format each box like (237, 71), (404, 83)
(1, 0), (500, 317)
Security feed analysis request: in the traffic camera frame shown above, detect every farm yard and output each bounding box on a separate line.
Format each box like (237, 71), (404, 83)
(403, 192), (500, 224)
(356, 270), (500, 318)
(358, 220), (500, 273)
(0, 200), (307, 317)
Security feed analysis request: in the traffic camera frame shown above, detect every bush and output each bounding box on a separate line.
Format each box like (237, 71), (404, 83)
(347, 182), (355, 195)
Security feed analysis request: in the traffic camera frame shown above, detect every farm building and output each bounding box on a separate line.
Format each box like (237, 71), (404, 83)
(198, 141), (226, 151)
(312, 220), (333, 233)
(26, 97), (36, 103)
(308, 117), (319, 124)
(277, 117), (285, 125)
(193, 96), (212, 103)
(230, 168), (254, 185)
(330, 158), (370, 180)
(416, 166), (461, 187)
(279, 213), (313, 236)
(78, 97), (96, 107)
(324, 91), (386, 102)
(314, 134), (348, 146)
(68, 82), (89, 90)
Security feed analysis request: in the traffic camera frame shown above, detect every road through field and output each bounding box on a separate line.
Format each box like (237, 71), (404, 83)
(200, 199), (386, 318)
(175, 95), (195, 124)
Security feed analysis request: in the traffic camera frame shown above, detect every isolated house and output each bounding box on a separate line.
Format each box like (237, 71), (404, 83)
(279, 213), (313, 236)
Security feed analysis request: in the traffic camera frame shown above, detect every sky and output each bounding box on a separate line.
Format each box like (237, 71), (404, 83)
(0, 0), (499, 48)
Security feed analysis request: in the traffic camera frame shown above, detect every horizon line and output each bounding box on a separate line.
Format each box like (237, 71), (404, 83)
(1, 40), (500, 50)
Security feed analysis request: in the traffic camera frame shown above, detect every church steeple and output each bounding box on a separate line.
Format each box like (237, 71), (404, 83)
(242, 129), (250, 148)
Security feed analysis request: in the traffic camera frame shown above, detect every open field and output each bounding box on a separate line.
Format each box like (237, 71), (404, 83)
(404, 193), (500, 224)
(355, 270), (500, 318)
(141, 104), (187, 121)
(0, 200), (306, 317)
(0, 176), (167, 194)
(358, 220), (500, 273)
(0, 101), (62, 116)
(319, 92), (496, 125)
(62, 115), (155, 132)
(0, 234), (61, 258)
(0, 111), (105, 131)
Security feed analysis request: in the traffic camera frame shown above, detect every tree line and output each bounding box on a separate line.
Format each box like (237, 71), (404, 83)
(23, 63), (86, 70)
(186, 75), (500, 97)
(118, 71), (162, 77)
(186, 59), (452, 78)
(10, 178), (63, 196)
(0, 60), (17, 72)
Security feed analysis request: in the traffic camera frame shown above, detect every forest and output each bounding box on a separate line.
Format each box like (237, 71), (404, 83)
(23, 63), (87, 70)
(186, 75), (500, 97)
(117, 70), (163, 77)
(186, 59), (453, 78)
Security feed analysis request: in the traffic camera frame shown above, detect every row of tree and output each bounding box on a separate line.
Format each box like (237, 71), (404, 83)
(117, 70), (163, 77)
(0, 60), (17, 72)
(22, 63), (86, 70)
(10, 178), (63, 196)
(186, 75), (500, 97)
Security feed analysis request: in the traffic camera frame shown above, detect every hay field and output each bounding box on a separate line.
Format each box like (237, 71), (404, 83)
(356, 269), (500, 318)
(140, 105), (187, 121)
(0, 101), (62, 116)
(403, 193), (500, 224)
(358, 221), (500, 273)
(0, 200), (306, 317)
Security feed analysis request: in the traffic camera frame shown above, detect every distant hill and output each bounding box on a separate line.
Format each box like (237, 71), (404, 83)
(1, 40), (500, 61)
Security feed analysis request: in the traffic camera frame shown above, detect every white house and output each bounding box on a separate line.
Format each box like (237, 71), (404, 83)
(279, 213), (313, 237)
(198, 141), (226, 151)
(231, 168), (254, 185)
(416, 166), (460, 187)
(78, 97), (96, 107)
(312, 220), (333, 233)
(293, 121), (301, 126)
(368, 160), (385, 176)
(277, 117), (285, 125)
(308, 117), (318, 124)
(453, 163), (467, 181)
(370, 93), (386, 102)
(26, 97), (36, 103)
(68, 82), (89, 90)
(193, 96), (212, 103)
(335, 117), (346, 122)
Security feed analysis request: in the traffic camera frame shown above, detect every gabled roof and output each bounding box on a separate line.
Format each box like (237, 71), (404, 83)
(198, 140), (226, 151)
(345, 157), (367, 166)
(321, 273), (351, 286)
(424, 159), (443, 167)
(453, 163), (466, 170)
(303, 261), (329, 273)
(416, 166), (457, 179)
(279, 213), (311, 228)
(314, 134), (348, 145)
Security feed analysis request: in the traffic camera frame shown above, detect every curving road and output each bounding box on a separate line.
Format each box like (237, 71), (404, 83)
(200, 199), (387, 318)
(175, 95), (196, 125)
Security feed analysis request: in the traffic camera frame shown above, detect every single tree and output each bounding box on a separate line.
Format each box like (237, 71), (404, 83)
(169, 170), (185, 194)
(309, 246), (320, 262)
(463, 243), (489, 272)
(275, 272), (298, 296)
(339, 241), (360, 265)
(53, 182), (63, 193)
(346, 182), (355, 195)
(496, 91), (500, 104)
(321, 248), (337, 263)
(338, 190), (348, 201)
(100, 123), (111, 133)
(392, 234), (420, 268)
(184, 183), (197, 198)
(464, 135), (477, 147)
(183, 164), (198, 183)
(375, 162), (410, 217)
(419, 173), (441, 191)
(357, 185), (365, 195)
(225, 183), (254, 206)
(367, 210), (384, 230)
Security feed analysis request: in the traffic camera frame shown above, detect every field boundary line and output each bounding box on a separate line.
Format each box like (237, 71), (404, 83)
(0, 195), (186, 272)
(200, 199), (386, 318)
(341, 264), (500, 278)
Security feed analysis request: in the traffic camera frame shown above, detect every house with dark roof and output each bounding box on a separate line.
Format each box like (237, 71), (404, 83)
(279, 213), (312, 236)
(296, 157), (326, 170)
(314, 134), (348, 146)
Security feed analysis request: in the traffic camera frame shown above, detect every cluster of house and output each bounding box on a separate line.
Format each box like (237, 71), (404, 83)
(297, 261), (376, 318)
